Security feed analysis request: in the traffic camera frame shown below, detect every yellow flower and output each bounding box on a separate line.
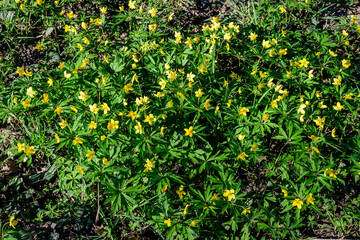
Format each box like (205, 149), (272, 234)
(168, 13), (174, 21)
(54, 107), (63, 115)
(164, 218), (171, 227)
(107, 119), (119, 130)
(158, 79), (167, 90)
(100, 135), (106, 141)
(298, 58), (309, 68)
(262, 40), (271, 48)
(342, 59), (351, 68)
(36, 0), (44, 5)
(24, 145), (35, 156)
(175, 31), (182, 44)
(149, 8), (157, 17)
(93, 18), (102, 25)
(168, 100), (174, 108)
(312, 147), (320, 154)
(251, 143), (259, 152)
(119, 6), (124, 11)
(197, 64), (207, 74)
(99, 157), (109, 165)
(55, 134), (60, 143)
(186, 37), (193, 48)
(27, 87), (36, 98)
(144, 114), (156, 125)
(211, 193), (220, 203)
(160, 126), (164, 136)
(203, 99), (211, 110)
(279, 7), (286, 13)
(100, 103), (110, 114)
(271, 100), (278, 109)
(134, 121), (143, 134)
(282, 189), (288, 197)
(89, 121), (97, 129)
(129, 0), (136, 9)
(190, 220), (199, 227)
(69, 105), (77, 113)
(59, 120), (67, 129)
(259, 71), (267, 78)
(314, 116), (325, 130)
(238, 107), (249, 116)
(308, 135), (319, 141)
(124, 83), (134, 93)
(241, 207), (251, 215)
(331, 128), (336, 138)
(82, 37), (90, 45)
(333, 102), (344, 111)
(89, 104), (99, 114)
(81, 22), (87, 29)
(306, 193), (315, 205)
(16, 66), (25, 76)
(59, 62), (65, 69)
(183, 204), (190, 216)
(333, 75), (342, 86)
(127, 111), (139, 121)
(223, 189), (235, 201)
(41, 93), (49, 103)
(224, 33), (232, 42)
(176, 185), (186, 198)
(161, 184), (168, 193)
(78, 91), (89, 101)
(100, 6), (107, 14)
(35, 43), (44, 51)
(350, 15), (357, 24)
(67, 11), (75, 19)
(249, 32), (258, 41)
(64, 25), (71, 32)
(237, 152), (248, 160)
(195, 89), (203, 98)
(278, 48), (287, 56)
(329, 49), (337, 57)
(227, 100), (232, 108)
(177, 92), (186, 99)
(263, 113), (270, 122)
(148, 24), (156, 31)
(344, 93), (353, 101)
(318, 102), (327, 109)
(237, 134), (245, 141)
(77, 166), (84, 175)
(215, 104), (220, 114)
(77, 43), (83, 51)
(20, 3), (25, 9)
(308, 70), (314, 78)
(72, 137), (83, 145)
(292, 198), (303, 209)
(64, 71), (71, 79)
(184, 126), (195, 137)
(86, 150), (95, 161)
(47, 78), (53, 86)
(9, 216), (18, 229)
(324, 168), (340, 179)
(17, 143), (25, 152)
(187, 72), (196, 82)
(155, 92), (165, 98)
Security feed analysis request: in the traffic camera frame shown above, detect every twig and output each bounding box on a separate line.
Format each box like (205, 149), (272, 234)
(95, 181), (100, 225)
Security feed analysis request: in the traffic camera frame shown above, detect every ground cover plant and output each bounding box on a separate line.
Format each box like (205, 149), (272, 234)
(1, 0), (360, 239)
